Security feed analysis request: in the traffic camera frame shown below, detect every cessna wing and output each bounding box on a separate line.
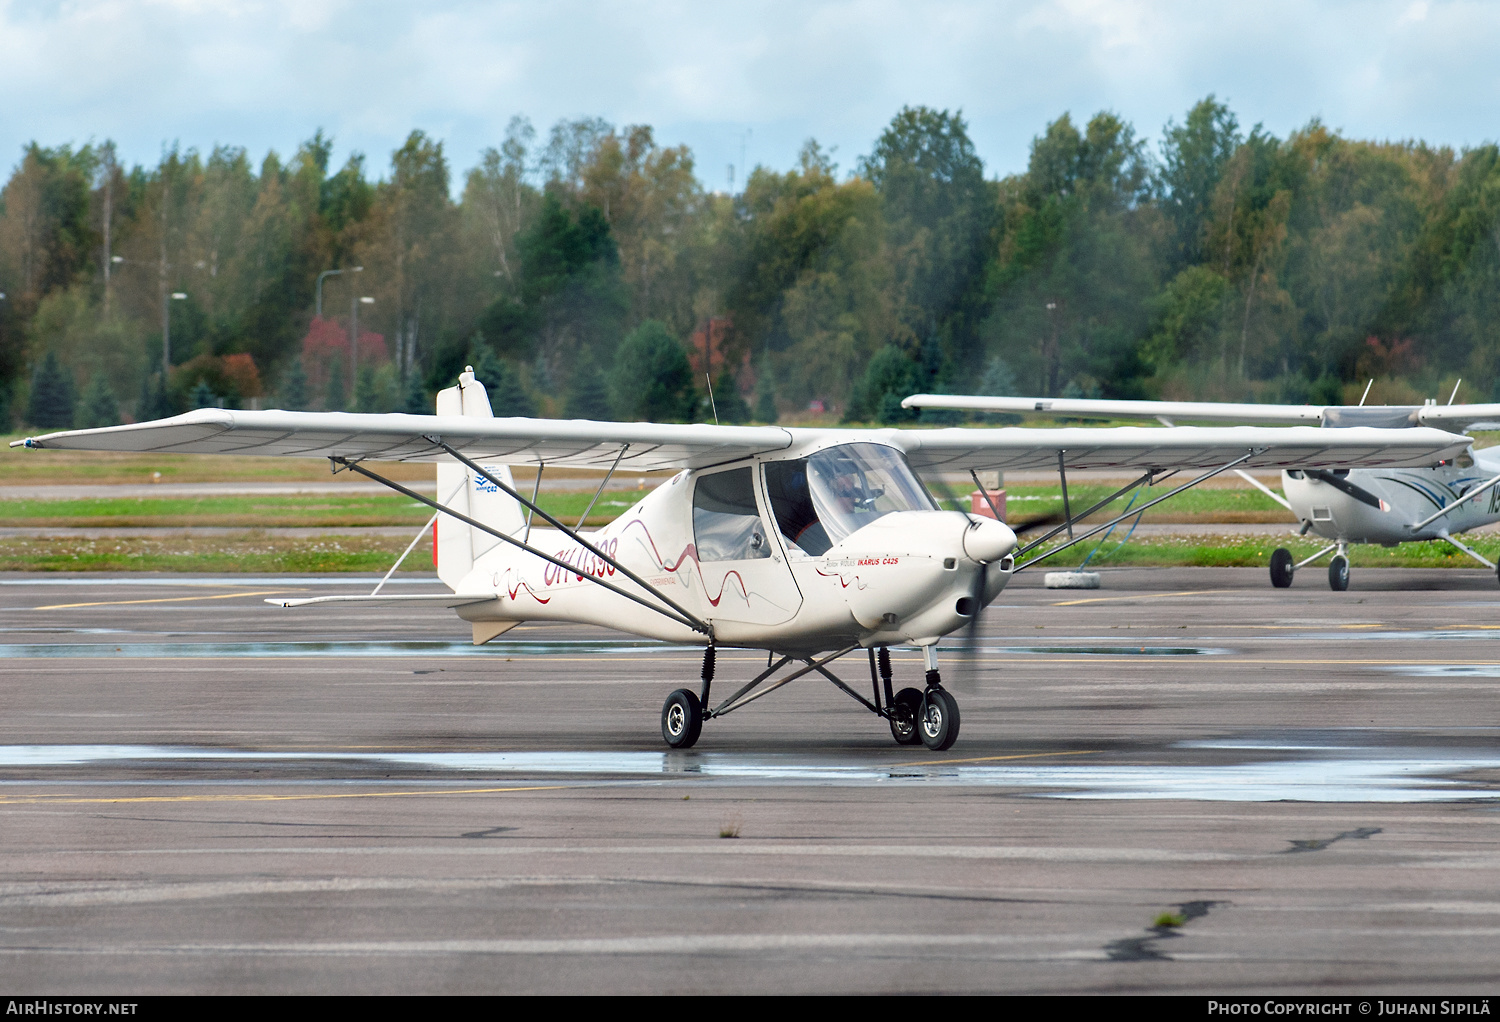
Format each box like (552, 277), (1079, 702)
(12, 409), (1470, 473)
(901, 393), (1323, 425)
(902, 393), (1500, 433)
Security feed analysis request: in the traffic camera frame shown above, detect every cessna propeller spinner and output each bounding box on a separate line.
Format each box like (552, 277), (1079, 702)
(904, 391), (1500, 592)
(13, 369), (1469, 749)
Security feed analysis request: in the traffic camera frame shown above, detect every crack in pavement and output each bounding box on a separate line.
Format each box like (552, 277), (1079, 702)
(1104, 899), (1221, 962)
(1283, 826), (1381, 853)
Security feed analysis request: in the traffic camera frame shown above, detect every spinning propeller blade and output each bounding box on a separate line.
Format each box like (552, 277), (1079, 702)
(919, 470), (988, 693)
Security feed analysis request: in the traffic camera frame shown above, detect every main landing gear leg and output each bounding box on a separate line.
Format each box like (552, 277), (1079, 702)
(917, 645), (960, 752)
(883, 646), (922, 746)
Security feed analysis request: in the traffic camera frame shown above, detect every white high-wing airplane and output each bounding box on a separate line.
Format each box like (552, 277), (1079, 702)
(903, 391), (1500, 592)
(12, 369), (1469, 750)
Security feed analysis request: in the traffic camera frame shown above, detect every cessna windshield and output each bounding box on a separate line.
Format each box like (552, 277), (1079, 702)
(763, 443), (936, 556)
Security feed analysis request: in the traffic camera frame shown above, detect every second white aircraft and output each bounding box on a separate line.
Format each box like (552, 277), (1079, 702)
(903, 391), (1500, 591)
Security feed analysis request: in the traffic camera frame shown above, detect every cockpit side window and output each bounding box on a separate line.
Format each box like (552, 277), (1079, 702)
(692, 468), (771, 561)
(764, 458), (830, 556)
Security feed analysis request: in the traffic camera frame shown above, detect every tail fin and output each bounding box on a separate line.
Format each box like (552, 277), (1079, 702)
(434, 366), (527, 589)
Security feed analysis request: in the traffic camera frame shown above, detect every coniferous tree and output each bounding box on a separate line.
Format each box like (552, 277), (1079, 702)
(754, 376), (778, 423)
(402, 370), (428, 414)
(75, 372), (119, 429)
(324, 361), (346, 411)
(191, 379), (218, 408)
(26, 352), (75, 428)
(609, 320), (694, 421)
(565, 362), (612, 419)
(137, 373), (172, 421)
(354, 365), (381, 413)
(711, 366), (751, 424)
(277, 358), (309, 410)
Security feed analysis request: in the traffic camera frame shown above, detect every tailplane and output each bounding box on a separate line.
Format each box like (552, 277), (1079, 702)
(434, 366), (527, 588)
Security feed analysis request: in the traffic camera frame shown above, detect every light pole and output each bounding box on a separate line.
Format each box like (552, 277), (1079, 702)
(164, 292), (187, 377)
(316, 266), (363, 319)
(350, 296), (374, 403)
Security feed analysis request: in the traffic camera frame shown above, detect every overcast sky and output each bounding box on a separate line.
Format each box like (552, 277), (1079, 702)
(2, 0), (1497, 189)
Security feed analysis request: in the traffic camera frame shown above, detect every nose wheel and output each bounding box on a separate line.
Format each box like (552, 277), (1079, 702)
(918, 678), (960, 751)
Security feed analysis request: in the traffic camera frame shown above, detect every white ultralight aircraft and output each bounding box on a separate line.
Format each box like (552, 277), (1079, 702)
(12, 368), (1470, 749)
(903, 390), (1500, 592)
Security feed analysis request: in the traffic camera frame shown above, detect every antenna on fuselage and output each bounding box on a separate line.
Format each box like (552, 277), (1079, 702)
(1449, 378), (1463, 405)
(705, 373), (719, 425)
(1359, 380), (1373, 406)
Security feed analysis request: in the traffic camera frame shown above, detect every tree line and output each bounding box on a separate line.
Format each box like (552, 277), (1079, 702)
(3, 97), (1499, 432)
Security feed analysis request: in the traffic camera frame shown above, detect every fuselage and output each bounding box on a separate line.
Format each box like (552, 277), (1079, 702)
(451, 440), (1017, 651)
(1283, 444), (1500, 544)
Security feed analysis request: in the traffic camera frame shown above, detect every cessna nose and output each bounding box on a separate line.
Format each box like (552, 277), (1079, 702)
(962, 516), (1016, 564)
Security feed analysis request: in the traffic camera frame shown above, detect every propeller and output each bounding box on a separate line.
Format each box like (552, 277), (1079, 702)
(920, 471), (998, 692)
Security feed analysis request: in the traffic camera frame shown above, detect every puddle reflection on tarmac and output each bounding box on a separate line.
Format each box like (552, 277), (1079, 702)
(1, 742), (1498, 802)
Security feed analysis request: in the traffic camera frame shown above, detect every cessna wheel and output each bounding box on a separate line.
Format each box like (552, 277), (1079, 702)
(1328, 555), (1350, 592)
(1269, 548), (1294, 588)
(661, 689), (703, 749)
(919, 688), (961, 752)
(889, 687), (924, 746)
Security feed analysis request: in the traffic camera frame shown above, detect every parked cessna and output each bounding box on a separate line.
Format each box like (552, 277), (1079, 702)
(903, 390), (1500, 591)
(12, 370), (1470, 748)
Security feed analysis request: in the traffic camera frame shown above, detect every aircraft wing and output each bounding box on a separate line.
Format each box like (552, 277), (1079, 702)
(12, 411), (1468, 474)
(884, 424), (1471, 472)
(1416, 404), (1500, 432)
(10, 409), (796, 472)
(901, 393), (1324, 425)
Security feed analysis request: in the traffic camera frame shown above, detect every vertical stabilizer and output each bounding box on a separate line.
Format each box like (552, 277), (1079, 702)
(434, 366), (527, 589)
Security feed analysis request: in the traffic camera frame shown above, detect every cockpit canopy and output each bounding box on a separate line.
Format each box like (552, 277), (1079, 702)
(763, 442), (936, 556)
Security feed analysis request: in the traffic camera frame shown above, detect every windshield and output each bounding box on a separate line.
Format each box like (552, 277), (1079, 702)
(763, 443), (935, 555)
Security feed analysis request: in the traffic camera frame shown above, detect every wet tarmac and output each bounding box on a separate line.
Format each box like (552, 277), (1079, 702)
(2, 566), (1500, 993)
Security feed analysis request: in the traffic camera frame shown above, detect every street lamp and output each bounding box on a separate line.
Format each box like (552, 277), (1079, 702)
(316, 266), (363, 319)
(350, 296), (374, 398)
(164, 292), (188, 376)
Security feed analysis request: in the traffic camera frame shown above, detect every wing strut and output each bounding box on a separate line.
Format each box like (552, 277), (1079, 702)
(1408, 471), (1500, 532)
(424, 438), (714, 637)
(1013, 469), (1157, 559)
(1014, 450), (1261, 572)
(331, 455), (713, 638)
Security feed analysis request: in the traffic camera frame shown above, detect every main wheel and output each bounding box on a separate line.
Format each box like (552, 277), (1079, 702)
(1328, 555), (1350, 592)
(1269, 547), (1294, 588)
(889, 687), (924, 746)
(661, 689), (703, 748)
(918, 688), (961, 751)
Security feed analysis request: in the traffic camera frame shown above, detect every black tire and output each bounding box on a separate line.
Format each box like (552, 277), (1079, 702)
(889, 687), (924, 746)
(918, 688), (961, 751)
(661, 689), (703, 748)
(1269, 547), (1294, 588)
(1328, 555), (1350, 592)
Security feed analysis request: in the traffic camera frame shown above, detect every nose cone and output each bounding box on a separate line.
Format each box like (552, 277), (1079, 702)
(962, 516), (1016, 563)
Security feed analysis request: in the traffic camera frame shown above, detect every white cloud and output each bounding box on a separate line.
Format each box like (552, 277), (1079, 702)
(0, 0), (1496, 186)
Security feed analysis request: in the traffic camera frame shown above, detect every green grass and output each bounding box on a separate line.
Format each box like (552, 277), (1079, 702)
(0, 533), (420, 572)
(0, 490), (650, 528)
(938, 482), (1293, 523)
(1024, 532), (1500, 570)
